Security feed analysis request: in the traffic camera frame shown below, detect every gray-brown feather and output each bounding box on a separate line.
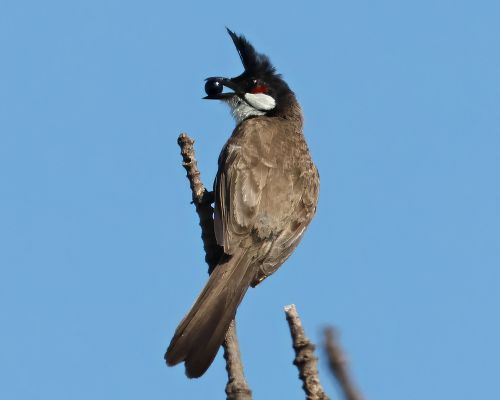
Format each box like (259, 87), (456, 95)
(215, 113), (319, 286)
(165, 249), (256, 378)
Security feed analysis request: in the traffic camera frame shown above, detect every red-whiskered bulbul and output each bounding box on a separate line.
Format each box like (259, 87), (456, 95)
(165, 28), (319, 378)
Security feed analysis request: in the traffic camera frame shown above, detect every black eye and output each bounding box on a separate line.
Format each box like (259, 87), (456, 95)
(205, 79), (223, 96)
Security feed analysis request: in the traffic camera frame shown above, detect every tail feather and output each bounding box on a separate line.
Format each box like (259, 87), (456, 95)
(165, 250), (254, 378)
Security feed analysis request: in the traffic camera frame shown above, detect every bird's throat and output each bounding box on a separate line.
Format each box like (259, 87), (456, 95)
(224, 96), (266, 124)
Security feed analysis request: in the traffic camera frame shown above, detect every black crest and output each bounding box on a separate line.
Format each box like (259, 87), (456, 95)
(226, 28), (277, 77)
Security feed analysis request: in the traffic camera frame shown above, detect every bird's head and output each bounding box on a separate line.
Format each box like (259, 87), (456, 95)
(204, 28), (296, 123)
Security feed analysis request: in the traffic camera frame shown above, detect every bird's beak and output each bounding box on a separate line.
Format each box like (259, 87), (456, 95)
(203, 77), (242, 100)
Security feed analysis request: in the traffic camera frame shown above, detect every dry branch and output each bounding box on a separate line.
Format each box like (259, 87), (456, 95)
(285, 304), (329, 400)
(224, 321), (252, 400)
(177, 133), (222, 272)
(177, 133), (252, 400)
(324, 327), (364, 400)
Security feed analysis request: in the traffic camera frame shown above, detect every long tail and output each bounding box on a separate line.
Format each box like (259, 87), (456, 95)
(165, 250), (255, 378)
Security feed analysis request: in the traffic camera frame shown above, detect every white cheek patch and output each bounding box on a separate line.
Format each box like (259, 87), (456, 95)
(243, 93), (276, 111)
(224, 96), (265, 124)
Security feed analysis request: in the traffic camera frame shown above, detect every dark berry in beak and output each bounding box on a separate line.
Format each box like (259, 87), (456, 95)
(205, 78), (223, 96)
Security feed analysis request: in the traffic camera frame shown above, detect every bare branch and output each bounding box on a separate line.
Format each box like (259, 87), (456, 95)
(324, 327), (363, 400)
(224, 321), (252, 400)
(177, 133), (222, 272)
(177, 133), (252, 400)
(285, 304), (330, 400)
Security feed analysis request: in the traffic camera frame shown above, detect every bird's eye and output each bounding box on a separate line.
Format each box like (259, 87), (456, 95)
(249, 78), (268, 94)
(205, 79), (223, 96)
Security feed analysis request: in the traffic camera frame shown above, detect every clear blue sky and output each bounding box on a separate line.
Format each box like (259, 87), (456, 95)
(1, 1), (499, 399)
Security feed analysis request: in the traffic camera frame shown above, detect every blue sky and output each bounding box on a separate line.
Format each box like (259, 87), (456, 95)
(1, 1), (499, 399)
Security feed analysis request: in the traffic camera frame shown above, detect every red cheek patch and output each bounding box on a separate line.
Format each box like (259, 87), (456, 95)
(251, 85), (268, 94)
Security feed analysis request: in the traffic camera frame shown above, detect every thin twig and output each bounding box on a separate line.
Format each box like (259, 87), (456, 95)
(177, 133), (252, 400)
(285, 304), (330, 400)
(324, 327), (364, 400)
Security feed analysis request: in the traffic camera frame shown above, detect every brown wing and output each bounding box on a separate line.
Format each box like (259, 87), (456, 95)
(214, 117), (319, 284)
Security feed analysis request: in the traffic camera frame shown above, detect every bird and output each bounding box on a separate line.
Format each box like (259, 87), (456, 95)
(165, 28), (320, 378)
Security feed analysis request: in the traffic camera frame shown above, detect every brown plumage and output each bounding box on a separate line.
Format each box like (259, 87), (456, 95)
(165, 29), (319, 378)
